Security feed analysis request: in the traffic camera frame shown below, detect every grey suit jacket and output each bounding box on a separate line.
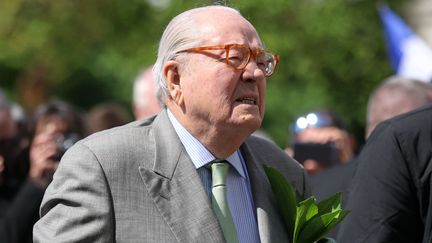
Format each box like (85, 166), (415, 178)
(33, 110), (309, 243)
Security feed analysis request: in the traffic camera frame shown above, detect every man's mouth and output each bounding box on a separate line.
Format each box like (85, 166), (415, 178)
(236, 96), (257, 105)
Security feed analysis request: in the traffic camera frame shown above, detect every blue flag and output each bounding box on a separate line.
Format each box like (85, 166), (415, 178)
(379, 5), (432, 82)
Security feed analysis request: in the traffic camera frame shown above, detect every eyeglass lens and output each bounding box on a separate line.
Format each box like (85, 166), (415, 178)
(227, 45), (249, 69)
(227, 45), (276, 76)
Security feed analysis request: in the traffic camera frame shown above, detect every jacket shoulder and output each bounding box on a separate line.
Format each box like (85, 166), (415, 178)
(246, 135), (303, 170)
(245, 135), (309, 197)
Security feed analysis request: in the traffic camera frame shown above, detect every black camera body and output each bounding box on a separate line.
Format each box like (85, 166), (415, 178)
(54, 133), (80, 161)
(293, 142), (340, 166)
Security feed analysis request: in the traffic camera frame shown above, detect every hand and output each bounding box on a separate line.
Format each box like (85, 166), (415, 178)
(29, 133), (60, 188)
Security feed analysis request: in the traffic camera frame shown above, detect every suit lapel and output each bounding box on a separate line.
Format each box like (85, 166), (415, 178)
(138, 110), (224, 243)
(241, 142), (290, 243)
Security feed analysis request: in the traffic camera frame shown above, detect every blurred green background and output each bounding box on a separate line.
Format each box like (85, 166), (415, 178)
(0, 0), (404, 148)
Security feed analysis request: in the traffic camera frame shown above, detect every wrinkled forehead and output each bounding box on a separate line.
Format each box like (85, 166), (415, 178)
(191, 8), (263, 47)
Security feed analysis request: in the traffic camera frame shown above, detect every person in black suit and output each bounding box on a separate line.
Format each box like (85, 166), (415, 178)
(312, 76), (432, 198)
(310, 77), (432, 238)
(337, 104), (432, 242)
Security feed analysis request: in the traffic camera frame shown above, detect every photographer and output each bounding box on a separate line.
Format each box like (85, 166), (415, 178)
(0, 99), (85, 243)
(29, 99), (85, 188)
(287, 110), (356, 175)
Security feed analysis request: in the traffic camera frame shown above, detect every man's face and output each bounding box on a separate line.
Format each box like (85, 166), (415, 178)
(176, 10), (266, 134)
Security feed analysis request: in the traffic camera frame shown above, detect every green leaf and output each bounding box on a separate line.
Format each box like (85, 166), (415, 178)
(264, 165), (350, 243)
(293, 197), (318, 243)
(323, 210), (350, 236)
(263, 165), (297, 240)
(317, 192), (342, 215)
(297, 209), (349, 243)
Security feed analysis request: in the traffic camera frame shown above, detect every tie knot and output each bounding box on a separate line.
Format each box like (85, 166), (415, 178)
(210, 161), (229, 187)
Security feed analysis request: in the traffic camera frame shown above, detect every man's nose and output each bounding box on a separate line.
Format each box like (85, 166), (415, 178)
(241, 60), (265, 82)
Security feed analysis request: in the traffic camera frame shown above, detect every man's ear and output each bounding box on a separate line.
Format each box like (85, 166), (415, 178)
(163, 60), (183, 105)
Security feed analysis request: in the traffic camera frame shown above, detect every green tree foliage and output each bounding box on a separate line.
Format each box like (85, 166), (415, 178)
(0, 0), (402, 147)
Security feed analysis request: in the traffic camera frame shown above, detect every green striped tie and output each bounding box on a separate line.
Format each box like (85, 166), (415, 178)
(210, 162), (239, 243)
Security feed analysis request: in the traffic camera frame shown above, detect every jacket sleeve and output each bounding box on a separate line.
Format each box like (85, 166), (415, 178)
(33, 142), (115, 243)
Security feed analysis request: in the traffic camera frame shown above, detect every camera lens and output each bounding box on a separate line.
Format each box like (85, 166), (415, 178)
(55, 133), (80, 160)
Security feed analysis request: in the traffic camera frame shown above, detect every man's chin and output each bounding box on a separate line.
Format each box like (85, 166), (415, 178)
(233, 115), (262, 131)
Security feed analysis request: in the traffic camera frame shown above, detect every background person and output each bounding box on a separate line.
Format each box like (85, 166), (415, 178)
(312, 77), (432, 201)
(287, 110), (356, 175)
(337, 105), (432, 242)
(0, 92), (33, 243)
(0, 98), (85, 243)
(365, 75), (432, 138)
(311, 77), (432, 238)
(29, 99), (86, 188)
(86, 102), (132, 134)
(33, 5), (309, 243)
(132, 65), (163, 120)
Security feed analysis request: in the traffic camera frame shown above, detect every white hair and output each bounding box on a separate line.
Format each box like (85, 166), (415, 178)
(153, 5), (241, 104)
(366, 76), (432, 137)
(133, 66), (156, 106)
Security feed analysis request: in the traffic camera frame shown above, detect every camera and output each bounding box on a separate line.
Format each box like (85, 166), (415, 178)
(293, 142), (340, 166)
(54, 133), (80, 160)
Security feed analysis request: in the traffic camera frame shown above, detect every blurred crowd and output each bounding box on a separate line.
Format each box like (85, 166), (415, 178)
(0, 65), (163, 242)
(287, 76), (432, 176)
(286, 76), (432, 238)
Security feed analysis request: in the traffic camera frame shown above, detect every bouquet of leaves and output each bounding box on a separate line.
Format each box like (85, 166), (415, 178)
(263, 165), (349, 243)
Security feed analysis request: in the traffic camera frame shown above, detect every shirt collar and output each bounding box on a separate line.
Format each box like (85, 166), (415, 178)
(167, 109), (245, 178)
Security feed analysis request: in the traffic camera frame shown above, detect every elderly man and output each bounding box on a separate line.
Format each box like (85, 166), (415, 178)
(33, 5), (308, 243)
